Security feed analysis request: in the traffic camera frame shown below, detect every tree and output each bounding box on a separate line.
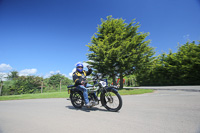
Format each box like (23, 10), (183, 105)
(87, 16), (155, 88)
(0, 73), (5, 96)
(0, 80), (3, 96)
(48, 74), (73, 91)
(48, 74), (64, 90)
(175, 41), (200, 84)
(7, 71), (19, 80)
(12, 76), (42, 94)
(136, 41), (200, 85)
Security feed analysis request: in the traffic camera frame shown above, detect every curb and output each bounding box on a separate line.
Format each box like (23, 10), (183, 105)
(124, 86), (200, 92)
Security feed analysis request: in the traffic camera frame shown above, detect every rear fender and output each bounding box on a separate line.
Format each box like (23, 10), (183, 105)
(68, 87), (82, 95)
(70, 88), (81, 93)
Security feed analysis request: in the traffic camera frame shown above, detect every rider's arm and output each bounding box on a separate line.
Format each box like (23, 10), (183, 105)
(86, 68), (92, 76)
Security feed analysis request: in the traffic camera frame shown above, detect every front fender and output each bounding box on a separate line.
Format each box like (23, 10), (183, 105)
(105, 87), (118, 93)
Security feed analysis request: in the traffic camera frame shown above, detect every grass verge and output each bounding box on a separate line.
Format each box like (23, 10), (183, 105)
(0, 89), (154, 101)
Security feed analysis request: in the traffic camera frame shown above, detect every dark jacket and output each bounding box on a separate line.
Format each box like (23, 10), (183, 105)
(72, 69), (92, 86)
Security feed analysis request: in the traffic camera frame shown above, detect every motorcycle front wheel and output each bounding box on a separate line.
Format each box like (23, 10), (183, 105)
(70, 91), (84, 109)
(102, 90), (122, 112)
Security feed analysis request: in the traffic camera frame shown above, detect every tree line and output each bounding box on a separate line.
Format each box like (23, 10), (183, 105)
(87, 16), (200, 88)
(0, 72), (73, 96)
(136, 41), (200, 86)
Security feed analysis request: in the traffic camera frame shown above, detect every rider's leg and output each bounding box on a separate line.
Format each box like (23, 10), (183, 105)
(92, 93), (98, 100)
(76, 85), (89, 105)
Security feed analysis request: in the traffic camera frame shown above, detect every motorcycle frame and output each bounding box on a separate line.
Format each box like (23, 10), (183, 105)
(68, 78), (118, 106)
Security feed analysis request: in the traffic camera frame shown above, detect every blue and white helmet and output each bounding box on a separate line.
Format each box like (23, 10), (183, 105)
(76, 63), (83, 72)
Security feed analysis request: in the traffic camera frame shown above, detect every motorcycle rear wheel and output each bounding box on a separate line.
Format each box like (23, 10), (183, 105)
(70, 91), (84, 108)
(102, 90), (122, 112)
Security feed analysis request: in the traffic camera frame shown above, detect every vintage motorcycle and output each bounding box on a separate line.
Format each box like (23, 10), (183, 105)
(67, 74), (122, 112)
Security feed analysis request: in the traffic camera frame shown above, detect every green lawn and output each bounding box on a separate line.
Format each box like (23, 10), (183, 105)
(0, 89), (153, 101)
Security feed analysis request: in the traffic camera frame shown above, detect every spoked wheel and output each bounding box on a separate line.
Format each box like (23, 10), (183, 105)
(103, 90), (122, 112)
(70, 91), (84, 108)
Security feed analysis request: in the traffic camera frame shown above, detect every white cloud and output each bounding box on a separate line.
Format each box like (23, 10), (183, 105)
(19, 69), (37, 76)
(69, 68), (76, 79)
(0, 72), (8, 81)
(50, 70), (60, 75)
(0, 64), (12, 71)
(183, 34), (190, 42)
(83, 62), (89, 68)
(44, 70), (67, 78)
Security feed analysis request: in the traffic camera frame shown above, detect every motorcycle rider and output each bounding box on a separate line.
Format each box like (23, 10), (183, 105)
(72, 63), (98, 107)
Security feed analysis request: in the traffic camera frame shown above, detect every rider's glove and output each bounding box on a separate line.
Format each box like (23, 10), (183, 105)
(81, 81), (85, 85)
(87, 65), (91, 69)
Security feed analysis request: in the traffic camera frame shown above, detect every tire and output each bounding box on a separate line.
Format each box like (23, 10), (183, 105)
(102, 90), (122, 112)
(70, 91), (84, 109)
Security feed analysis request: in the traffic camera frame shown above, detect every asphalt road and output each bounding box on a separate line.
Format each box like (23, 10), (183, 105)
(0, 87), (200, 133)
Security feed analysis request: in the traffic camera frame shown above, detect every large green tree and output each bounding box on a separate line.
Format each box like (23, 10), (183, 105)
(87, 16), (155, 88)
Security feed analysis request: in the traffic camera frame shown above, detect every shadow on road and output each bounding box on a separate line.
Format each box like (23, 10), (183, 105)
(65, 105), (109, 112)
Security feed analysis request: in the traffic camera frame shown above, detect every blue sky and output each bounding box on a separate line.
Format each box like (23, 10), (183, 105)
(0, 0), (200, 80)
